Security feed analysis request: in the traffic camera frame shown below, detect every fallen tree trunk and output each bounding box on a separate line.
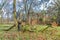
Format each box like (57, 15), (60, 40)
(3, 24), (15, 31)
(3, 21), (21, 31)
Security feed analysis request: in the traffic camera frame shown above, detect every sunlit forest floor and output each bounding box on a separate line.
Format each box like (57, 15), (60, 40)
(0, 24), (60, 40)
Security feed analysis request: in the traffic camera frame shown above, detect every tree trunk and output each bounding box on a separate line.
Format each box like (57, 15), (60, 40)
(13, 0), (20, 31)
(13, 0), (17, 25)
(3, 0), (21, 31)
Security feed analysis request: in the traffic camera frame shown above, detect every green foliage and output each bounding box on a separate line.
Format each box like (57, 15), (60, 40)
(21, 25), (48, 32)
(21, 25), (30, 31)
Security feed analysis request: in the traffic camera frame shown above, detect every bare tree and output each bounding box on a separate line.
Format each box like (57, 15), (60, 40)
(0, 0), (7, 24)
(23, 0), (34, 25)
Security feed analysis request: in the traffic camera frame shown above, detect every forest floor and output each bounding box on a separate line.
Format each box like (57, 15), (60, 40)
(0, 24), (60, 40)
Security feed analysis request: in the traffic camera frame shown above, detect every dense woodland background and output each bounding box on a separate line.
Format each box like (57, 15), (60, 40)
(0, 0), (60, 26)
